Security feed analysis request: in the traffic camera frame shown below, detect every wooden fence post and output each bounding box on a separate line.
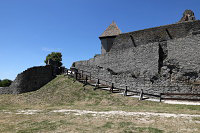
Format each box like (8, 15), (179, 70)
(139, 89), (143, 100)
(123, 86), (128, 96)
(97, 79), (100, 87)
(75, 72), (78, 80)
(81, 70), (83, 78)
(110, 83), (114, 93)
(159, 93), (162, 102)
(85, 75), (88, 85)
(93, 79), (99, 90)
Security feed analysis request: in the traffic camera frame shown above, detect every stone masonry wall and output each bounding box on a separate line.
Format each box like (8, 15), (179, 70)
(111, 20), (200, 52)
(74, 62), (200, 99)
(0, 65), (55, 94)
(75, 42), (159, 75)
(73, 34), (200, 99)
(167, 34), (200, 72)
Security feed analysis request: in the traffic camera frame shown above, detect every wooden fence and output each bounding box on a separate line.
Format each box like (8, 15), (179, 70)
(64, 68), (200, 102)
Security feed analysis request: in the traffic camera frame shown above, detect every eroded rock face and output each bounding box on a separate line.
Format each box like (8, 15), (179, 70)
(179, 10), (196, 22)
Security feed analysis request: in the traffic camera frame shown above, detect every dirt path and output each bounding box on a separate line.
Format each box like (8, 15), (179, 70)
(163, 100), (200, 105)
(2, 109), (200, 118)
(51, 109), (200, 118)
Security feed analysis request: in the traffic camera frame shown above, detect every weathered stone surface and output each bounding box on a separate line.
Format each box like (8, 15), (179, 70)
(0, 65), (56, 94)
(179, 9), (196, 22)
(75, 42), (159, 76)
(0, 87), (12, 94)
(110, 20), (200, 52)
(167, 34), (200, 72)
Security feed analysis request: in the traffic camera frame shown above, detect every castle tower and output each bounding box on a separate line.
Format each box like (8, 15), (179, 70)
(99, 21), (121, 54)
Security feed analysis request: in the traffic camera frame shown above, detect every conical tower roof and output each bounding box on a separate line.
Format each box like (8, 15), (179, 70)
(99, 21), (121, 38)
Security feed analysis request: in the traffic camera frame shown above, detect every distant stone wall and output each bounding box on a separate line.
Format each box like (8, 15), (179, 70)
(0, 87), (13, 94)
(111, 20), (200, 52)
(0, 65), (56, 94)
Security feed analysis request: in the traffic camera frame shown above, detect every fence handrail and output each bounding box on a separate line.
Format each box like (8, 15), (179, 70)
(161, 93), (200, 96)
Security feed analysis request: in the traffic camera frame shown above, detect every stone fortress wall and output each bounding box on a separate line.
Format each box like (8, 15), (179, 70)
(111, 20), (200, 51)
(0, 65), (57, 94)
(75, 42), (159, 76)
(73, 11), (200, 99)
(74, 34), (200, 92)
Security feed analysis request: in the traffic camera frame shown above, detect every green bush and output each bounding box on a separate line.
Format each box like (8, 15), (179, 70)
(44, 52), (62, 67)
(0, 79), (12, 87)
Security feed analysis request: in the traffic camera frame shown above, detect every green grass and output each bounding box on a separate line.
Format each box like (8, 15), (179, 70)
(118, 121), (163, 133)
(17, 120), (58, 133)
(119, 122), (133, 128)
(0, 75), (199, 114)
(192, 117), (200, 121)
(0, 75), (200, 132)
(123, 127), (163, 133)
(102, 122), (114, 128)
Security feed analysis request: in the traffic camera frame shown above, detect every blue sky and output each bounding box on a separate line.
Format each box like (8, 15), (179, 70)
(0, 0), (200, 80)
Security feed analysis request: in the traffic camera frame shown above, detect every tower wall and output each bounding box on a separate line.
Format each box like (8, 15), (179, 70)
(100, 37), (116, 54)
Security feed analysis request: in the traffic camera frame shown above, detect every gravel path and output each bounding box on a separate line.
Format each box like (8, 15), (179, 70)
(51, 109), (200, 118)
(2, 109), (200, 118)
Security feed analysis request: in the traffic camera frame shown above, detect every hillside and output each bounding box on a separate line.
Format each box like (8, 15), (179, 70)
(0, 75), (200, 132)
(0, 75), (199, 113)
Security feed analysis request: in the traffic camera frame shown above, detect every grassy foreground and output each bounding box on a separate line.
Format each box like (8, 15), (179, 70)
(0, 75), (200, 132)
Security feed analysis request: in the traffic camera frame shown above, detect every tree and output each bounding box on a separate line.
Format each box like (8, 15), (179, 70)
(0, 79), (12, 87)
(44, 52), (62, 67)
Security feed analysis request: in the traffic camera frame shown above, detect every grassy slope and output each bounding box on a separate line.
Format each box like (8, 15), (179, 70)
(0, 75), (199, 114)
(0, 75), (200, 133)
